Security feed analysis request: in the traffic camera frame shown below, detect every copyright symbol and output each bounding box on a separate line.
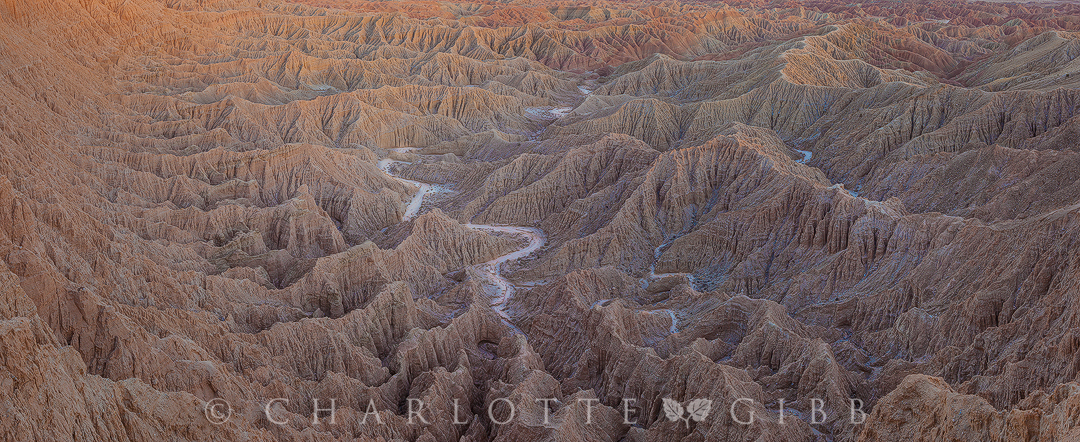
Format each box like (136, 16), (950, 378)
(205, 398), (232, 425)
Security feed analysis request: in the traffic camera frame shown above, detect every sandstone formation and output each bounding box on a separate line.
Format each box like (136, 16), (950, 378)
(3, 0), (1080, 441)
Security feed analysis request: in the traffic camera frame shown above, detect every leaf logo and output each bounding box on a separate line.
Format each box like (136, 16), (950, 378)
(662, 398), (712, 428)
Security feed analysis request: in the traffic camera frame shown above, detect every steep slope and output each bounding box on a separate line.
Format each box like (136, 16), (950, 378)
(4, 0), (1080, 441)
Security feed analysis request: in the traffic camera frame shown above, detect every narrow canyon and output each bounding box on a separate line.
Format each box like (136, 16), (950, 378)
(2, 0), (1080, 440)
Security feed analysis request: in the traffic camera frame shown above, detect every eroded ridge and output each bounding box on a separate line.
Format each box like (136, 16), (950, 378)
(3, 0), (1080, 441)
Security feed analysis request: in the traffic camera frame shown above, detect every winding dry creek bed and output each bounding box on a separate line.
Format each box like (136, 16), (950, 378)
(379, 148), (546, 333)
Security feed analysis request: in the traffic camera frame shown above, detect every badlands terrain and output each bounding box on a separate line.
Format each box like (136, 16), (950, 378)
(3, 0), (1080, 440)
